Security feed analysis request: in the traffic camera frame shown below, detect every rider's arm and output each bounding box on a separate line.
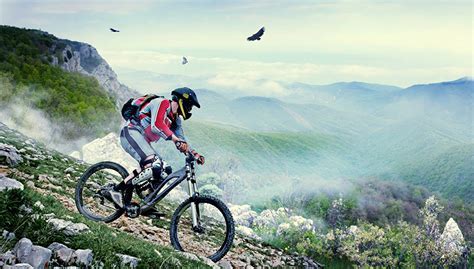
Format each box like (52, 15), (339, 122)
(171, 116), (194, 152)
(150, 99), (174, 140)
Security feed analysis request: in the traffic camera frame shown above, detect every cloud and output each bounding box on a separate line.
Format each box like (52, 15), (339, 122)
(207, 73), (288, 97)
(25, 0), (154, 15)
(103, 50), (470, 92)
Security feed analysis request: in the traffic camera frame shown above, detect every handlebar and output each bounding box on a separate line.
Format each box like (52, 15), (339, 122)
(185, 151), (196, 163)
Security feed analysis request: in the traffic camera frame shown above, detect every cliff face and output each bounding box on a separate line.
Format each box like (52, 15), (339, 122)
(48, 37), (139, 106)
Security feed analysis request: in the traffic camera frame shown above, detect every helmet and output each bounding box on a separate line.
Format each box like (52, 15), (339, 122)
(171, 87), (200, 120)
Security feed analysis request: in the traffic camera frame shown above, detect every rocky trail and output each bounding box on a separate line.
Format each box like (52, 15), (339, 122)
(0, 122), (322, 268)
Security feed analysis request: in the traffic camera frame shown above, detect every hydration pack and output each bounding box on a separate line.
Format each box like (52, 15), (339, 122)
(121, 94), (163, 121)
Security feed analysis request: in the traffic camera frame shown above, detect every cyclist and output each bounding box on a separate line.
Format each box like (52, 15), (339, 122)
(104, 87), (205, 215)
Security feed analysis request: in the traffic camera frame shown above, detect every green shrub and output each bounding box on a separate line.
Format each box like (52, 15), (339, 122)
(200, 184), (223, 199)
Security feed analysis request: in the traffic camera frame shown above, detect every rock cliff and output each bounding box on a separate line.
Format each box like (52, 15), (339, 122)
(43, 32), (140, 106)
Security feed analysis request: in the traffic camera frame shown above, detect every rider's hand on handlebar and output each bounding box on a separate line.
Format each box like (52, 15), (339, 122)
(175, 140), (189, 153)
(192, 150), (205, 165)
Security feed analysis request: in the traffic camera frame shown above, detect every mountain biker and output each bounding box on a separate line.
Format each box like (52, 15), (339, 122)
(104, 87), (205, 216)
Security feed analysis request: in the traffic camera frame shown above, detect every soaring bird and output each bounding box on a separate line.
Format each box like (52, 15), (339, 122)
(110, 28), (120, 32)
(247, 27), (265, 41)
(182, 57), (188, 65)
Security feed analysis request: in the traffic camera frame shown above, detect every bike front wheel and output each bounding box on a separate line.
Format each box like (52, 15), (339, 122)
(170, 194), (235, 262)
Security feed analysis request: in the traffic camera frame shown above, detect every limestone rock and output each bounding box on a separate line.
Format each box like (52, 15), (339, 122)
(13, 238), (33, 262)
(48, 242), (74, 265)
(52, 41), (140, 106)
(178, 252), (220, 269)
(116, 253), (141, 268)
(0, 143), (22, 166)
(218, 260), (233, 269)
(439, 218), (466, 260)
(0, 175), (24, 191)
(0, 250), (16, 265)
(47, 218), (90, 236)
(71, 249), (93, 267)
(13, 239), (51, 269)
(79, 133), (136, 171)
(25, 246), (52, 269)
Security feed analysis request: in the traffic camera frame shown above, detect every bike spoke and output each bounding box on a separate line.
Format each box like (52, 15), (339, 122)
(79, 167), (123, 220)
(175, 202), (228, 258)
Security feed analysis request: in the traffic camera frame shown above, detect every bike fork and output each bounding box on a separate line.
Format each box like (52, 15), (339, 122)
(187, 179), (200, 228)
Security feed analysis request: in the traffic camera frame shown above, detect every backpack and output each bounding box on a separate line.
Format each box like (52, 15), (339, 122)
(121, 94), (163, 121)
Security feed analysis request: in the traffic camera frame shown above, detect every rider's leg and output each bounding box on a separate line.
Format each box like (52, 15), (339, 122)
(121, 155), (155, 183)
(103, 127), (156, 208)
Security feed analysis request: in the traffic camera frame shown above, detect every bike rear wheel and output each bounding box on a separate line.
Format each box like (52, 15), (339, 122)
(75, 161), (128, 223)
(170, 194), (235, 262)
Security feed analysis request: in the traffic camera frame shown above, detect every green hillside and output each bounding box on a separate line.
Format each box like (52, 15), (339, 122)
(184, 120), (340, 175)
(0, 25), (119, 139)
(398, 143), (474, 202)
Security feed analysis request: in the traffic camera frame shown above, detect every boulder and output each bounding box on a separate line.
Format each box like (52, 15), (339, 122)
(0, 143), (22, 166)
(48, 242), (74, 265)
(71, 249), (93, 267)
(80, 133), (136, 171)
(47, 218), (90, 236)
(439, 218), (467, 260)
(0, 250), (16, 265)
(13, 239), (51, 269)
(25, 246), (52, 269)
(13, 238), (33, 262)
(116, 253), (141, 268)
(0, 175), (24, 191)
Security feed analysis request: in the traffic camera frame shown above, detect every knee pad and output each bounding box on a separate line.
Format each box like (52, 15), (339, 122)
(151, 157), (163, 180)
(139, 156), (155, 169)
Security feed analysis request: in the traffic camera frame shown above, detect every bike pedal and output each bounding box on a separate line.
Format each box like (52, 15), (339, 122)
(125, 202), (141, 218)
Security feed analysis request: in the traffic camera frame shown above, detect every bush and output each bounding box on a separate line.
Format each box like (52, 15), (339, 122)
(199, 172), (222, 187)
(199, 184), (223, 199)
(0, 189), (65, 250)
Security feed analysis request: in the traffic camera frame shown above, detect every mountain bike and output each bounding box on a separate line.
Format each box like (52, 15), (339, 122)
(74, 153), (235, 262)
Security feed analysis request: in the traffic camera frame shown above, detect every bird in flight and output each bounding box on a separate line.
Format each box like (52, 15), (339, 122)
(110, 28), (120, 33)
(182, 57), (188, 65)
(247, 27), (265, 41)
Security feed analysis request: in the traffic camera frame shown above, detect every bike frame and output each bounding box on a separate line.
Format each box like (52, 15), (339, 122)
(140, 154), (201, 227)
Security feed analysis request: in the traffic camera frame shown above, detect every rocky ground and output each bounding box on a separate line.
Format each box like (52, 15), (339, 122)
(0, 122), (322, 268)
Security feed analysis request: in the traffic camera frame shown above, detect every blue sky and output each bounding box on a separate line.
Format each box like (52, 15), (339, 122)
(1, 0), (472, 89)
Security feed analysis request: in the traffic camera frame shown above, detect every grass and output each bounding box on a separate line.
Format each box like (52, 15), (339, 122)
(0, 125), (212, 268)
(0, 188), (211, 268)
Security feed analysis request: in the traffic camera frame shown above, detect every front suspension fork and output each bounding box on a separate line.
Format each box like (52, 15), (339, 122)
(187, 177), (200, 228)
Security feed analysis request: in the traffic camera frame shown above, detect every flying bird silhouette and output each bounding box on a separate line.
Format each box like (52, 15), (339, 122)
(182, 57), (188, 65)
(247, 27), (265, 41)
(110, 28), (120, 32)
